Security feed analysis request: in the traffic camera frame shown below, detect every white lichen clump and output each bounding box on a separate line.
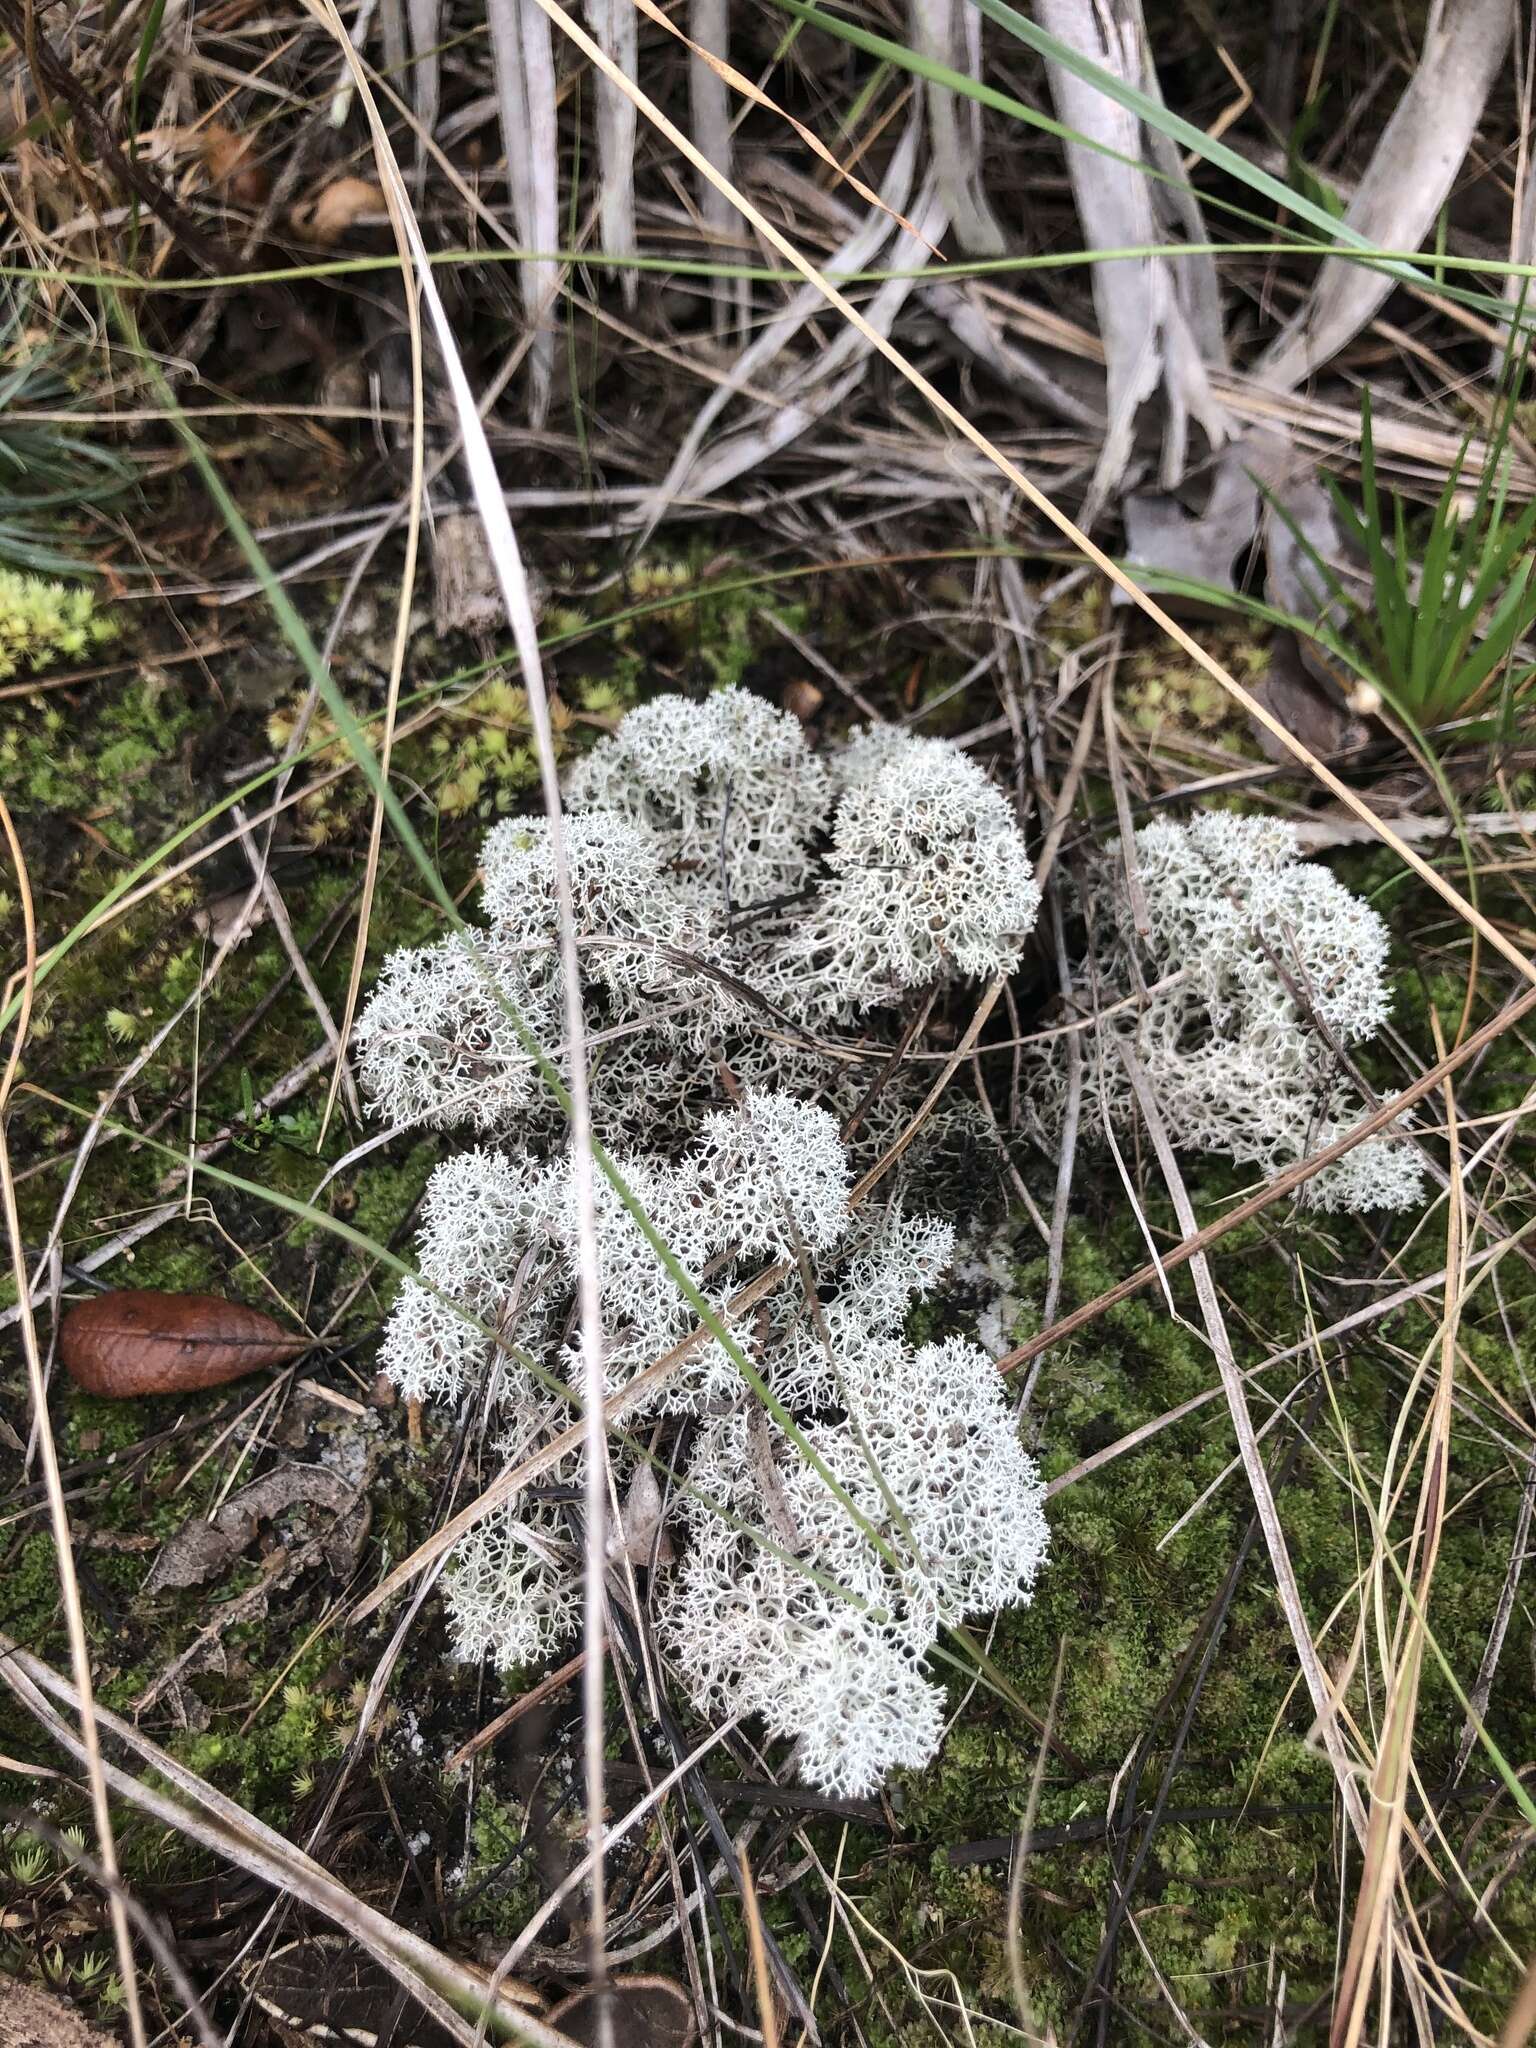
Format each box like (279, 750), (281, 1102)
(1027, 813), (1424, 1212)
(357, 687), (1041, 1149)
(357, 688), (1048, 1795)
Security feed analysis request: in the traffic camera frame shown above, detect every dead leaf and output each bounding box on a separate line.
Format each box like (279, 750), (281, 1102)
(1122, 439), (1262, 604)
(432, 509), (516, 641)
(1247, 633), (1370, 765)
(292, 175), (386, 246)
(60, 1288), (309, 1399)
(747, 1402), (801, 1551)
(609, 1462), (673, 1567)
(146, 1463), (362, 1593)
(200, 121), (269, 207)
(547, 1976), (697, 2048)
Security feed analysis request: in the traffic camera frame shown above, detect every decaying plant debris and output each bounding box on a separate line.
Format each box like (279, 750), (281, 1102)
(3, 3), (1536, 2046)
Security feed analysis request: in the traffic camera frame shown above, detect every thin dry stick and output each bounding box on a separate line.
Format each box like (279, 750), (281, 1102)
(301, 0), (613, 1987)
(526, 0), (1536, 998)
(0, 794), (146, 2048)
(1114, 1041), (1368, 1845)
(443, 1643), (596, 1773)
(738, 1832), (782, 2048)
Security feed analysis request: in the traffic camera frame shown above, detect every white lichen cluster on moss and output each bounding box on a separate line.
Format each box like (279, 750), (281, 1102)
(357, 688), (1041, 1154)
(359, 688), (1047, 1793)
(0, 568), (115, 682)
(1025, 812), (1425, 1211)
(357, 688), (1421, 1794)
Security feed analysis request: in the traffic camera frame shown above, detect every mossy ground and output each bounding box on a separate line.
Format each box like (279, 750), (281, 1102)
(2, 571), (1533, 2045)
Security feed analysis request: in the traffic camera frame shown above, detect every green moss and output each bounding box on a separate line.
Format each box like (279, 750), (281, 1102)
(0, 570), (114, 681)
(452, 1786), (543, 1937)
(850, 1177), (1536, 2042)
(0, 674), (192, 848)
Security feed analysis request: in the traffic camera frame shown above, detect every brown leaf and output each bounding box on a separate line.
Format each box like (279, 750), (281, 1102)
(1247, 633), (1370, 765)
(59, 1289), (309, 1400)
(291, 175), (386, 246)
(547, 1976), (697, 2048)
(608, 1461), (673, 1567)
(200, 121), (269, 207)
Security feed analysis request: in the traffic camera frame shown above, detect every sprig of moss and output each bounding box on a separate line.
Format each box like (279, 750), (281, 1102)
(0, 569), (114, 681)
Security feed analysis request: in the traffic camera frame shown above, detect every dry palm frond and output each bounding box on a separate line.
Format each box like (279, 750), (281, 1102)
(1030, 0), (1228, 517)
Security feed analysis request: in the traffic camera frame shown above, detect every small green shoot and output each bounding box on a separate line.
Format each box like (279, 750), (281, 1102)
(1283, 384), (1536, 733)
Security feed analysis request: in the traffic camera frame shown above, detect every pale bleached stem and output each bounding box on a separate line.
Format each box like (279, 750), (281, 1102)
(1258, 0), (1514, 392)
(406, 0), (441, 181)
(487, 0), (560, 422)
(583, 0), (639, 303)
(1031, 0), (1227, 511)
(910, 0), (1005, 253)
(688, 0), (742, 332)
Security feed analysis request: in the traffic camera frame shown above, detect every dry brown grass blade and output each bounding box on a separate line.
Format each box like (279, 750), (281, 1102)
(525, 0), (1536, 1000)
(738, 1834), (782, 2048)
(0, 793), (146, 2048)
(1330, 1018), (1468, 2048)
